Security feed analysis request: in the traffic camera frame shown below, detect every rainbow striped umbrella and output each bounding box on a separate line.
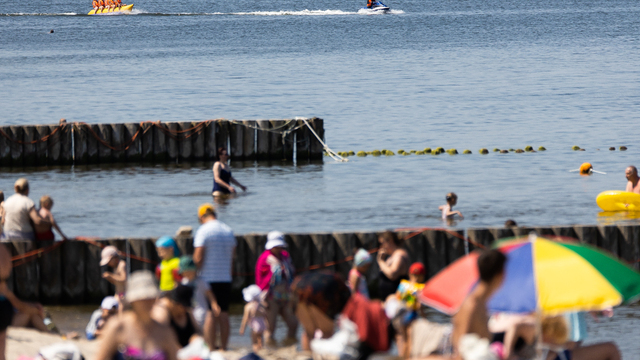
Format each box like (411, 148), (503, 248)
(420, 235), (640, 315)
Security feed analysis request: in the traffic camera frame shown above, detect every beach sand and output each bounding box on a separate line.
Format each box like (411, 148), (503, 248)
(5, 327), (308, 360)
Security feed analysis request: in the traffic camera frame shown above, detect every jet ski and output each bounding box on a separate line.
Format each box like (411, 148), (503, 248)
(362, 0), (390, 12)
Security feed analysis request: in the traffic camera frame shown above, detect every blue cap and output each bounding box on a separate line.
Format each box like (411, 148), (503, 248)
(155, 236), (180, 257)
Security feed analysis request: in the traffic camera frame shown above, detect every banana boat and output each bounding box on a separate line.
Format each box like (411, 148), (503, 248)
(88, 3), (133, 15)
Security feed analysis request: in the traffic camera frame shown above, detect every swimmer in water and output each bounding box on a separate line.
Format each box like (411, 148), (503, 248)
(439, 192), (463, 221)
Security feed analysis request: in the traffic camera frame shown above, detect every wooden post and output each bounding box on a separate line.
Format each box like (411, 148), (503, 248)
(573, 225), (600, 246)
(85, 240), (110, 302)
(128, 239), (158, 273)
(533, 227), (555, 237)
(73, 124), (89, 165)
(87, 125), (99, 164)
(35, 125), (50, 166)
(9, 125), (24, 167)
(47, 124), (62, 165)
(332, 232), (357, 275)
(229, 121), (244, 160)
(295, 119), (310, 161)
(617, 225), (640, 269)
(488, 227), (515, 242)
(111, 124), (126, 162)
(178, 122), (193, 162)
(269, 120), (285, 160)
(192, 121), (205, 161)
(153, 122), (168, 162)
(287, 234), (311, 273)
(0, 127), (11, 167)
(256, 121), (270, 161)
(598, 225), (621, 258)
(38, 241), (62, 304)
(244, 234), (267, 285)
(11, 241), (39, 301)
(423, 230), (448, 279)
(242, 121), (255, 161)
(310, 233), (336, 274)
(167, 122), (178, 161)
(62, 240), (86, 303)
(232, 235), (248, 291)
(467, 228), (494, 250)
(309, 117), (324, 160)
(445, 229), (466, 264)
(141, 122), (154, 162)
(59, 124), (73, 165)
(216, 120), (229, 156)
(552, 226), (578, 240)
(23, 125), (37, 166)
(403, 231), (426, 265)
(204, 121), (217, 161)
(96, 124), (112, 163)
(124, 123), (142, 162)
(282, 120), (295, 161)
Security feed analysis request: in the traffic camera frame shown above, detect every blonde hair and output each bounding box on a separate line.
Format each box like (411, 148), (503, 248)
(542, 316), (568, 344)
(40, 195), (53, 208)
(14, 178), (29, 194)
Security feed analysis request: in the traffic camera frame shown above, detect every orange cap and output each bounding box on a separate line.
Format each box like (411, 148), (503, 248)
(198, 203), (215, 218)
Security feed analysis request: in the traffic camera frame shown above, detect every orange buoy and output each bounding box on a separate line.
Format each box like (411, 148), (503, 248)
(579, 162), (593, 175)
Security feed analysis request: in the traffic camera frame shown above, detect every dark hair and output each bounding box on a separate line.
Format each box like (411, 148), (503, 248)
(379, 230), (402, 246)
(477, 249), (506, 283)
(504, 219), (517, 227)
(217, 147), (228, 161)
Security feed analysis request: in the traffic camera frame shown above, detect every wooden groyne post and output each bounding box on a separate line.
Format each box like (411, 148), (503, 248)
(5, 224), (639, 305)
(0, 118), (324, 167)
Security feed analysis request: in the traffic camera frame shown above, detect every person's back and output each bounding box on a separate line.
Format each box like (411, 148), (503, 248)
(194, 219), (235, 283)
(452, 249), (506, 355)
(3, 193), (35, 236)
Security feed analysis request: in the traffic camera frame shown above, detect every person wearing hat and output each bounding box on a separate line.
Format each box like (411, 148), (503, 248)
(155, 236), (182, 292)
(255, 231), (298, 347)
(85, 296), (119, 340)
(348, 248), (372, 299)
(240, 284), (267, 352)
(100, 246), (127, 297)
(395, 262), (426, 311)
(1, 178), (50, 241)
(193, 203), (236, 350)
(152, 284), (200, 348)
(95, 271), (180, 360)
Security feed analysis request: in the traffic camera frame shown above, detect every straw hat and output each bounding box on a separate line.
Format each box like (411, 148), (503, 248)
(125, 271), (160, 303)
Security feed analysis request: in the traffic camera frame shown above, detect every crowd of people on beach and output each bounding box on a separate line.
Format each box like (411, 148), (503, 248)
(0, 162), (638, 360)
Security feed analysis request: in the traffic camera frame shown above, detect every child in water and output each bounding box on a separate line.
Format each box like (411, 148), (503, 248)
(35, 196), (68, 241)
(348, 248), (372, 298)
(439, 192), (463, 221)
(155, 236), (182, 292)
(240, 285), (267, 352)
(396, 262), (426, 311)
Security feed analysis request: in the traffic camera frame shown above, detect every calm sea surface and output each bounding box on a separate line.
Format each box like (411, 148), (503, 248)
(1, 0), (640, 356)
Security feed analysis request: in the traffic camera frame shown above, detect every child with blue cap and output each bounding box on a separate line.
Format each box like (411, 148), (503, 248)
(155, 236), (182, 291)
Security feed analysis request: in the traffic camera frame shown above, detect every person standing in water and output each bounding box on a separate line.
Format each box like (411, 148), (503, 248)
(439, 192), (463, 221)
(625, 166), (640, 194)
(212, 147), (247, 197)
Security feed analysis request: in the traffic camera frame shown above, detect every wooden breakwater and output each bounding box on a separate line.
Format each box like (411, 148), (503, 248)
(3, 224), (639, 304)
(0, 118), (324, 167)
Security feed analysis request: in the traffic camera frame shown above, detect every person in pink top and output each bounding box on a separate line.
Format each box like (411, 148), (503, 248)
(255, 231), (298, 347)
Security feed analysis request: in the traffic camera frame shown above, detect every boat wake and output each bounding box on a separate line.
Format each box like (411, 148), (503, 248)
(0, 8), (404, 16)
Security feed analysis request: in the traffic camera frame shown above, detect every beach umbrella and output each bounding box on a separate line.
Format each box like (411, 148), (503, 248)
(419, 234), (640, 315)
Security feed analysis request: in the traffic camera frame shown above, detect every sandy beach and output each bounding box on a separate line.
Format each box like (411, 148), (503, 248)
(5, 327), (309, 360)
